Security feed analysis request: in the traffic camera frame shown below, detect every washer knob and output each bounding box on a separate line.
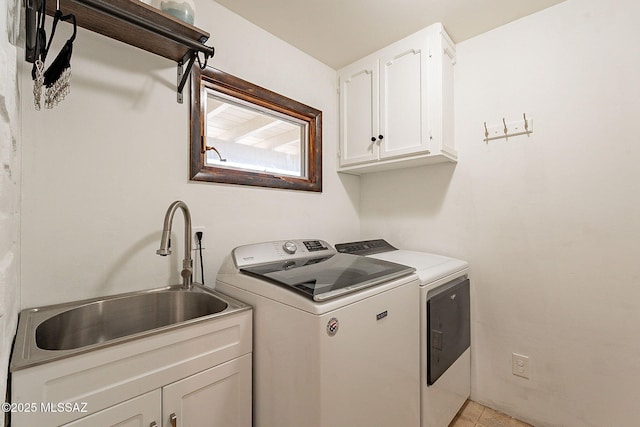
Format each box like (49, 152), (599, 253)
(283, 241), (297, 254)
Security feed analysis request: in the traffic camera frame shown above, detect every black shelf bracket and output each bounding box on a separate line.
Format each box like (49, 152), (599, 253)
(177, 39), (213, 103)
(177, 52), (196, 104)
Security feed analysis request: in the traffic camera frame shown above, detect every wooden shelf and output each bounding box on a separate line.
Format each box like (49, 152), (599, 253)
(26, 0), (215, 102)
(44, 0), (211, 62)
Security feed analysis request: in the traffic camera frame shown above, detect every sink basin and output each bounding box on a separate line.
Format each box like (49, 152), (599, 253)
(36, 290), (228, 351)
(11, 284), (250, 371)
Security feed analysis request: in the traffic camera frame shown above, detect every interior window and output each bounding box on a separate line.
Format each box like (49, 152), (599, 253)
(190, 67), (322, 192)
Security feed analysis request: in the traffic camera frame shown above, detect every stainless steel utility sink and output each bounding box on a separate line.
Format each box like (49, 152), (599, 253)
(36, 289), (228, 351)
(11, 284), (250, 370)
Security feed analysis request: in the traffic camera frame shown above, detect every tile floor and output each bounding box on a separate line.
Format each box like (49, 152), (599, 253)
(449, 400), (533, 427)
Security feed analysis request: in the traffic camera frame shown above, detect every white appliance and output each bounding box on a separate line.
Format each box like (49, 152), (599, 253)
(336, 239), (470, 427)
(215, 239), (421, 427)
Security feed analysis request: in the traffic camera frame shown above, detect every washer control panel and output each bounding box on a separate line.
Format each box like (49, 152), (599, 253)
(233, 239), (333, 268)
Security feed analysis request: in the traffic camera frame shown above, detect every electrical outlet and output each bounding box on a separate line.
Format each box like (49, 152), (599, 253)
(512, 353), (530, 379)
(192, 226), (205, 250)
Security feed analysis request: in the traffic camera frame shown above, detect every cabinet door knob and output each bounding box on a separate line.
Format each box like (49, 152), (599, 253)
(378, 134), (384, 140)
(170, 413), (178, 427)
(150, 422), (158, 427)
(371, 137), (377, 142)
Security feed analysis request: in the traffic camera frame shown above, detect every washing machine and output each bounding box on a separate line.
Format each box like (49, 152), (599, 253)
(215, 239), (421, 427)
(336, 239), (470, 427)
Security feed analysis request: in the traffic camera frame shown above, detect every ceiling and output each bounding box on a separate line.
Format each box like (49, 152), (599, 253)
(214, 0), (567, 69)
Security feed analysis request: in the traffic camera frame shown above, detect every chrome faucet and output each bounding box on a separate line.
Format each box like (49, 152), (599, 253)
(156, 201), (193, 289)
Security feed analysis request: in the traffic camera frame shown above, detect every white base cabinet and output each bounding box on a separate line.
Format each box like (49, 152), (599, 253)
(338, 23), (457, 174)
(11, 310), (252, 427)
(62, 355), (252, 427)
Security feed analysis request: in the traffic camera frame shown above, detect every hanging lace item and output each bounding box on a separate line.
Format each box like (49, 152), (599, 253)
(33, 59), (45, 111)
(31, 0), (47, 110)
(31, 3), (77, 110)
(43, 36), (73, 109)
(42, 10), (77, 109)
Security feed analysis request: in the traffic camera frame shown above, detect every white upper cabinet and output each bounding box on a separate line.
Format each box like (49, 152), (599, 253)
(338, 23), (457, 174)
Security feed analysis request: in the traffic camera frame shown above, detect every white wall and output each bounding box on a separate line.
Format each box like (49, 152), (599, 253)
(0, 0), (21, 424)
(360, 0), (640, 425)
(19, 0), (360, 308)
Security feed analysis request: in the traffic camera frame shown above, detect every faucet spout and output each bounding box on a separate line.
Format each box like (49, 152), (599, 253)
(157, 201), (193, 289)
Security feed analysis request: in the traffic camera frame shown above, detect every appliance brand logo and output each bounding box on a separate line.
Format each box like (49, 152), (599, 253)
(376, 310), (388, 321)
(326, 317), (339, 336)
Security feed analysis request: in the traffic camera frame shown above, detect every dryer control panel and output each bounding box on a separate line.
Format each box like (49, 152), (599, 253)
(335, 239), (397, 256)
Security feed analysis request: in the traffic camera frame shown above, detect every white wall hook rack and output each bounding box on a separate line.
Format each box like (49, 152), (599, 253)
(483, 113), (533, 142)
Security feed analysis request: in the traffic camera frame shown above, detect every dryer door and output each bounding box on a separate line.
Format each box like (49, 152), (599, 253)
(427, 277), (470, 385)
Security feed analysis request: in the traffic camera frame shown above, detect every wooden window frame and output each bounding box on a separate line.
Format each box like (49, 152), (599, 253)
(190, 67), (322, 192)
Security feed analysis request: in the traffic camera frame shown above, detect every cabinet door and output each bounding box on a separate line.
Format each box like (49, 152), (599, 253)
(62, 390), (161, 427)
(163, 354), (252, 427)
(379, 43), (430, 159)
(338, 57), (379, 166)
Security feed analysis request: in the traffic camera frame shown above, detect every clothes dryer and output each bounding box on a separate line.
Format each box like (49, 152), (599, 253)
(336, 239), (470, 427)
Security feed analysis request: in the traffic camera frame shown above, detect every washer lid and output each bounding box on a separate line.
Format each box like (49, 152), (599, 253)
(240, 252), (415, 302)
